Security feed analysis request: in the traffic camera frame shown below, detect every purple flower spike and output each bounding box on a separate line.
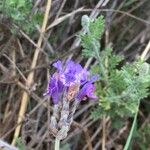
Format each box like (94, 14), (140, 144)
(44, 60), (99, 140)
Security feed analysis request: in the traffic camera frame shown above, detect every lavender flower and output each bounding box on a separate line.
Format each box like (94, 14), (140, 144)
(44, 60), (98, 103)
(44, 60), (99, 140)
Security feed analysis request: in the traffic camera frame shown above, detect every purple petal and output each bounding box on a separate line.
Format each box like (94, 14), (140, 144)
(61, 60), (84, 86)
(75, 64), (83, 74)
(80, 69), (89, 84)
(64, 73), (76, 85)
(89, 74), (100, 83)
(77, 82), (97, 101)
(65, 60), (75, 71)
(53, 60), (63, 71)
(43, 73), (64, 104)
(65, 60), (82, 74)
(86, 84), (97, 99)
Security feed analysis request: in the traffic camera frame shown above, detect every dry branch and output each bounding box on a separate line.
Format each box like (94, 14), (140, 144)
(11, 0), (52, 145)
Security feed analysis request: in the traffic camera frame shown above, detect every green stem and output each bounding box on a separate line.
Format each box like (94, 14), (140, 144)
(93, 44), (108, 81)
(123, 101), (140, 150)
(55, 138), (60, 150)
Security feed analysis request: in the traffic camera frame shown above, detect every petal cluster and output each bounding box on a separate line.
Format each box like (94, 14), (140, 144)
(44, 60), (98, 104)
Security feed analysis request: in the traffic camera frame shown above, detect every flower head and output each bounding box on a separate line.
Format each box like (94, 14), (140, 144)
(44, 60), (99, 104)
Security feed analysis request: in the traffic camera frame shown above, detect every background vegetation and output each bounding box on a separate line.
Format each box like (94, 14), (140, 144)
(0, 0), (150, 150)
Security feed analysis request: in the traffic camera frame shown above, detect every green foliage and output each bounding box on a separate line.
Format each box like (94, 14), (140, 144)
(102, 61), (150, 117)
(2, 0), (32, 21)
(60, 143), (70, 150)
(81, 15), (105, 57)
(0, 0), (43, 33)
(16, 137), (26, 150)
(80, 15), (150, 119)
(135, 123), (150, 149)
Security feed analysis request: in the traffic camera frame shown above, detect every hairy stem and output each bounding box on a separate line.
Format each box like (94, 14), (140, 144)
(123, 101), (140, 150)
(55, 138), (60, 150)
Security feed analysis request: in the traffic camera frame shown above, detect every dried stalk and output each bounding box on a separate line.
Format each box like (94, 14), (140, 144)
(102, 116), (106, 150)
(141, 40), (150, 61)
(3, 49), (16, 123)
(11, 0), (52, 145)
(83, 128), (93, 150)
